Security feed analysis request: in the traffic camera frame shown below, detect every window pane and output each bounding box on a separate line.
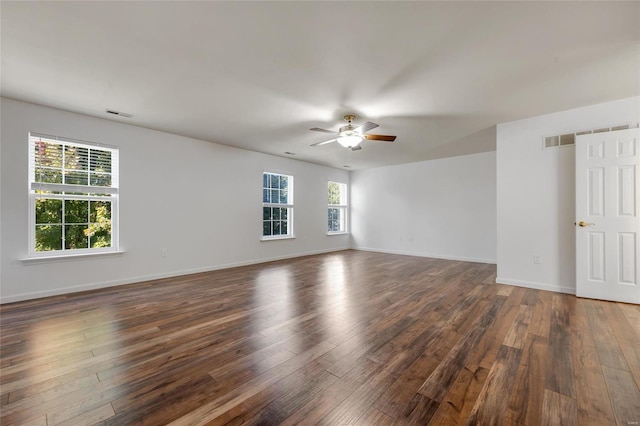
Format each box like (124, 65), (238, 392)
(328, 210), (334, 231)
(263, 173), (269, 188)
(65, 225), (89, 249)
(273, 208), (280, 220)
(281, 208), (288, 220)
(280, 175), (288, 189)
(90, 173), (111, 187)
(89, 230), (112, 248)
(35, 167), (63, 184)
(281, 221), (288, 235)
(90, 201), (111, 222)
(65, 200), (88, 224)
(271, 189), (279, 204)
(279, 188), (288, 204)
(36, 199), (62, 224)
(263, 221), (272, 236)
(64, 170), (89, 185)
(90, 150), (111, 173)
(88, 201), (111, 248)
(270, 174), (280, 189)
(328, 208), (339, 232)
(263, 189), (270, 203)
(35, 141), (63, 168)
(65, 146), (89, 171)
(263, 207), (271, 221)
(35, 225), (62, 251)
(273, 221), (281, 235)
(328, 182), (340, 204)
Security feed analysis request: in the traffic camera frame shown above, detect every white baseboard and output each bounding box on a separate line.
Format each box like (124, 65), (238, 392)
(353, 246), (496, 264)
(0, 247), (351, 304)
(495, 277), (575, 295)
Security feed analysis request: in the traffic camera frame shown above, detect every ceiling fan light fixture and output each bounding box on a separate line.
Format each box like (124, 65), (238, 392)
(337, 134), (363, 148)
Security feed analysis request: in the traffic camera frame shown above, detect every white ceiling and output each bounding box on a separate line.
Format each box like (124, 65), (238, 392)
(2, 1), (638, 170)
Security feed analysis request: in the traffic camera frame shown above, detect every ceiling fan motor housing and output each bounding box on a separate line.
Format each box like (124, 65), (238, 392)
(339, 125), (356, 134)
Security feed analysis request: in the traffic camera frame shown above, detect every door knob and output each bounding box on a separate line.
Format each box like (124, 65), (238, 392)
(578, 221), (595, 227)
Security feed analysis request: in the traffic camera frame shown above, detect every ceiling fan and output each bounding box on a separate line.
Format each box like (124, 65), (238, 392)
(310, 115), (396, 150)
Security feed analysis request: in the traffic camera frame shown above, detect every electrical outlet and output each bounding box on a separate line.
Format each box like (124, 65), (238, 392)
(161, 249), (168, 257)
(533, 255), (541, 264)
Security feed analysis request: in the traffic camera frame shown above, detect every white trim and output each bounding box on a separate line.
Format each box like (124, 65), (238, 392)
(31, 182), (117, 194)
(1, 247), (350, 304)
(20, 250), (125, 264)
(263, 203), (294, 209)
(353, 246), (496, 264)
(495, 277), (575, 295)
(260, 235), (296, 242)
(327, 232), (349, 236)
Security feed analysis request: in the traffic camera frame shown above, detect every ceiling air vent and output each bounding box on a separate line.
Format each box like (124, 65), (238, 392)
(105, 109), (133, 118)
(543, 123), (638, 150)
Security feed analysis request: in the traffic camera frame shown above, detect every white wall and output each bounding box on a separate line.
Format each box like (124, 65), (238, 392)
(0, 98), (350, 303)
(497, 96), (639, 294)
(351, 152), (497, 263)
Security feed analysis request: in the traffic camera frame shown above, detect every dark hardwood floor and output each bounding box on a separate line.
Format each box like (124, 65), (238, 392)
(1, 250), (639, 425)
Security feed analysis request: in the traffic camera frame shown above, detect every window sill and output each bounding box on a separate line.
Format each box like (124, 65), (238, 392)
(260, 235), (296, 242)
(327, 232), (349, 236)
(20, 250), (125, 264)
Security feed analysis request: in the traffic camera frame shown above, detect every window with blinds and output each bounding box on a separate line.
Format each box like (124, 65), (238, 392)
(28, 133), (119, 255)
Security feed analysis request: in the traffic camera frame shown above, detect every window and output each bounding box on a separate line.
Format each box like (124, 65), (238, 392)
(262, 172), (293, 239)
(328, 181), (347, 233)
(28, 133), (119, 256)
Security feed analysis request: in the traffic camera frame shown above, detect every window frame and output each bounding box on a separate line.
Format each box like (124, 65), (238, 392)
(261, 171), (294, 241)
(27, 133), (119, 258)
(327, 181), (348, 235)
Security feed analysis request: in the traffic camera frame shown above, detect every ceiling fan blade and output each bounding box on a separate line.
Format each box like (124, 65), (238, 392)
(310, 127), (338, 134)
(351, 145), (362, 151)
(310, 139), (336, 147)
(354, 121), (379, 133)
(364, 134), (396, 142)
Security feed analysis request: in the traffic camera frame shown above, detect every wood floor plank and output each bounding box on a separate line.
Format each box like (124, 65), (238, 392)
(541, 389), (578, 426)
(546, 293), (575, 398)
(408, 295), (505, 423)
(316, 366), (397, 425)
(507, 364), (544, 425)
(280, 358), (383, 426)
(467, 345), (522, 425)
(50, 402), (115, 426)
(602, 365), (640, 426)
(530, 290), (552, 338)
(618, 303), (640, 342)
(575, 369), (616, 426)
(586, 301), (631, 372)
(220, 361), (339, 425)
(430, 365), (489, 425)
(356, 407), (394, 425)
(502, 305), (533, 349)
(1, 250), (638, 425)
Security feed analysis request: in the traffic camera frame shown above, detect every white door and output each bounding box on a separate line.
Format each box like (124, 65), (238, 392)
(576, 128), (639, 304)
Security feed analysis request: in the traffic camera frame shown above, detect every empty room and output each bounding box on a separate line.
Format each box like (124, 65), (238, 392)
(1, 1), (639, 425)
